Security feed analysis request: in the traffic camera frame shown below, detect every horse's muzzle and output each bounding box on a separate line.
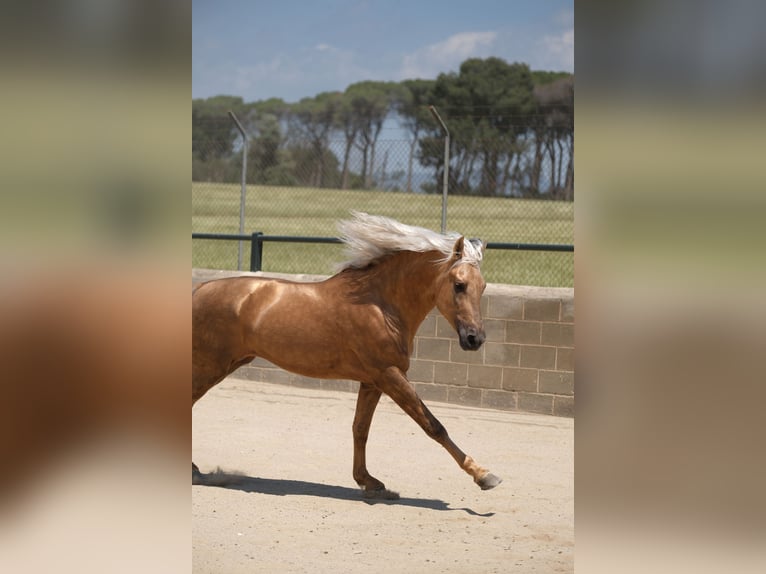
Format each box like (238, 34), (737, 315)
(458, 325), (486, 351)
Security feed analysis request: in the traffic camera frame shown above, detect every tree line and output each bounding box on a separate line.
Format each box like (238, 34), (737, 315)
(193, 57), (573, 200)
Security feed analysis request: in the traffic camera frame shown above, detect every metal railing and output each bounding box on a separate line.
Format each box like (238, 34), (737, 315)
(192, 232), (573, 273)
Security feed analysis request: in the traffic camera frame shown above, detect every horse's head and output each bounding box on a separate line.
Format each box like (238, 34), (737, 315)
(436, 237), (487, 351)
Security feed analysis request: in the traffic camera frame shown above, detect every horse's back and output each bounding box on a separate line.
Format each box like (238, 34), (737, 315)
(193, 276), (260, 307)
(193, 275), (323, 344)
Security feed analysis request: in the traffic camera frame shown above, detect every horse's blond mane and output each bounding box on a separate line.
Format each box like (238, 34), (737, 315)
(336, 211), (483, 270)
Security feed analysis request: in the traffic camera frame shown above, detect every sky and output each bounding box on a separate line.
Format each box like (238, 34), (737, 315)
(193, 0), (573, 103)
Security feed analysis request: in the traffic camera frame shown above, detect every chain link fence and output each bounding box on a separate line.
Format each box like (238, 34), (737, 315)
(193, 135), (573, 287)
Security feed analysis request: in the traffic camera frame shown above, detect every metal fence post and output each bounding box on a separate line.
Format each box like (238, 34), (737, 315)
(250, 232), (264, 272)
(429, 106), (450, 233)
(229, 110), (248, 270)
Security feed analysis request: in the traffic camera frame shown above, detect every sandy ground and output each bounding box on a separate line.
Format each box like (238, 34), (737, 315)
(192, 378), (573, 573)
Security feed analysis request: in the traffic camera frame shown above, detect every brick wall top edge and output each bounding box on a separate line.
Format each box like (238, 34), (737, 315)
(193, 269), (574, 299)
(484, 283), (573, 300)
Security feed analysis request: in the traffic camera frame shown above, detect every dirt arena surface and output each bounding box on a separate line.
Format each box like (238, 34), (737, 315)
(192, 378), (573, 573)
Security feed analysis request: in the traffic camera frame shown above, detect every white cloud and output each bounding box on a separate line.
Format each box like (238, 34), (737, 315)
(540, 28), (574, 71)
(399, 31), (498, 79)
(218, 45), (375, 101)
(440, 31), (498, 58)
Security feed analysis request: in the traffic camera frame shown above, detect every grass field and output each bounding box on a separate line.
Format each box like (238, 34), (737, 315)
(192, 182), (574, 286)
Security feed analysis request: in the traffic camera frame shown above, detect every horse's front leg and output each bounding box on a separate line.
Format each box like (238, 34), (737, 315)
(352, 384), (398, 498)
(377, 366), (502, 490)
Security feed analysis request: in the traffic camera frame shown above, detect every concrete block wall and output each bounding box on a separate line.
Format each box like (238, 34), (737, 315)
(193, 269), (574, 417)
(407, 284), (574, 417)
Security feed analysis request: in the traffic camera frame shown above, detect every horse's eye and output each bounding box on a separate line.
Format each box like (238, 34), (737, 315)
(454, 282), (467, 294)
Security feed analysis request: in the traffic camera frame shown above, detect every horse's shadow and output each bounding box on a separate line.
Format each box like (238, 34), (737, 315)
(193, 467), (494, 517)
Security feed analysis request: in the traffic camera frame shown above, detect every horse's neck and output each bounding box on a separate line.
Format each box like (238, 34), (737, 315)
(371, 251), (444, 332)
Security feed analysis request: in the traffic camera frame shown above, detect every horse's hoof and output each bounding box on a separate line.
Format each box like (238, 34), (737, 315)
(477, 472), (502, 490)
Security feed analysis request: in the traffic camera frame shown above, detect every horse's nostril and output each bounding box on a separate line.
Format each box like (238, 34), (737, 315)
(458, 325), (485, 350)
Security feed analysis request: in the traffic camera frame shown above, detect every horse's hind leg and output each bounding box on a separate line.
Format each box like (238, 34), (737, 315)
(193, 365), (227, 406)
(192, 367), (223, 482)
(377, 366), (501, 490)
(192, 354), (247, 481)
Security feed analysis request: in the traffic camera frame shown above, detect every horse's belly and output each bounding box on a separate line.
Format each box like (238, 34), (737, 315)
(256, 337), (358, 380)
(245, 312), (353, 379)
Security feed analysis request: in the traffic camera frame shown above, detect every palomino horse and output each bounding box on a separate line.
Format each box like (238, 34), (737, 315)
(192, 212), (501, 495)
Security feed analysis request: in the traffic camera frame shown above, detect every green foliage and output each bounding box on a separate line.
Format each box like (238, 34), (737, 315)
(398, 79), (436, 136)
(531, 70), (572, 86)
(422, 59), (540, 197)
(191, 57), (573, 199)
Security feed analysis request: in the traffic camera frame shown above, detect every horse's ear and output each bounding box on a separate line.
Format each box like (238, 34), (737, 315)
(452, 236), (465, 261)
(468, 238), (485, 256)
